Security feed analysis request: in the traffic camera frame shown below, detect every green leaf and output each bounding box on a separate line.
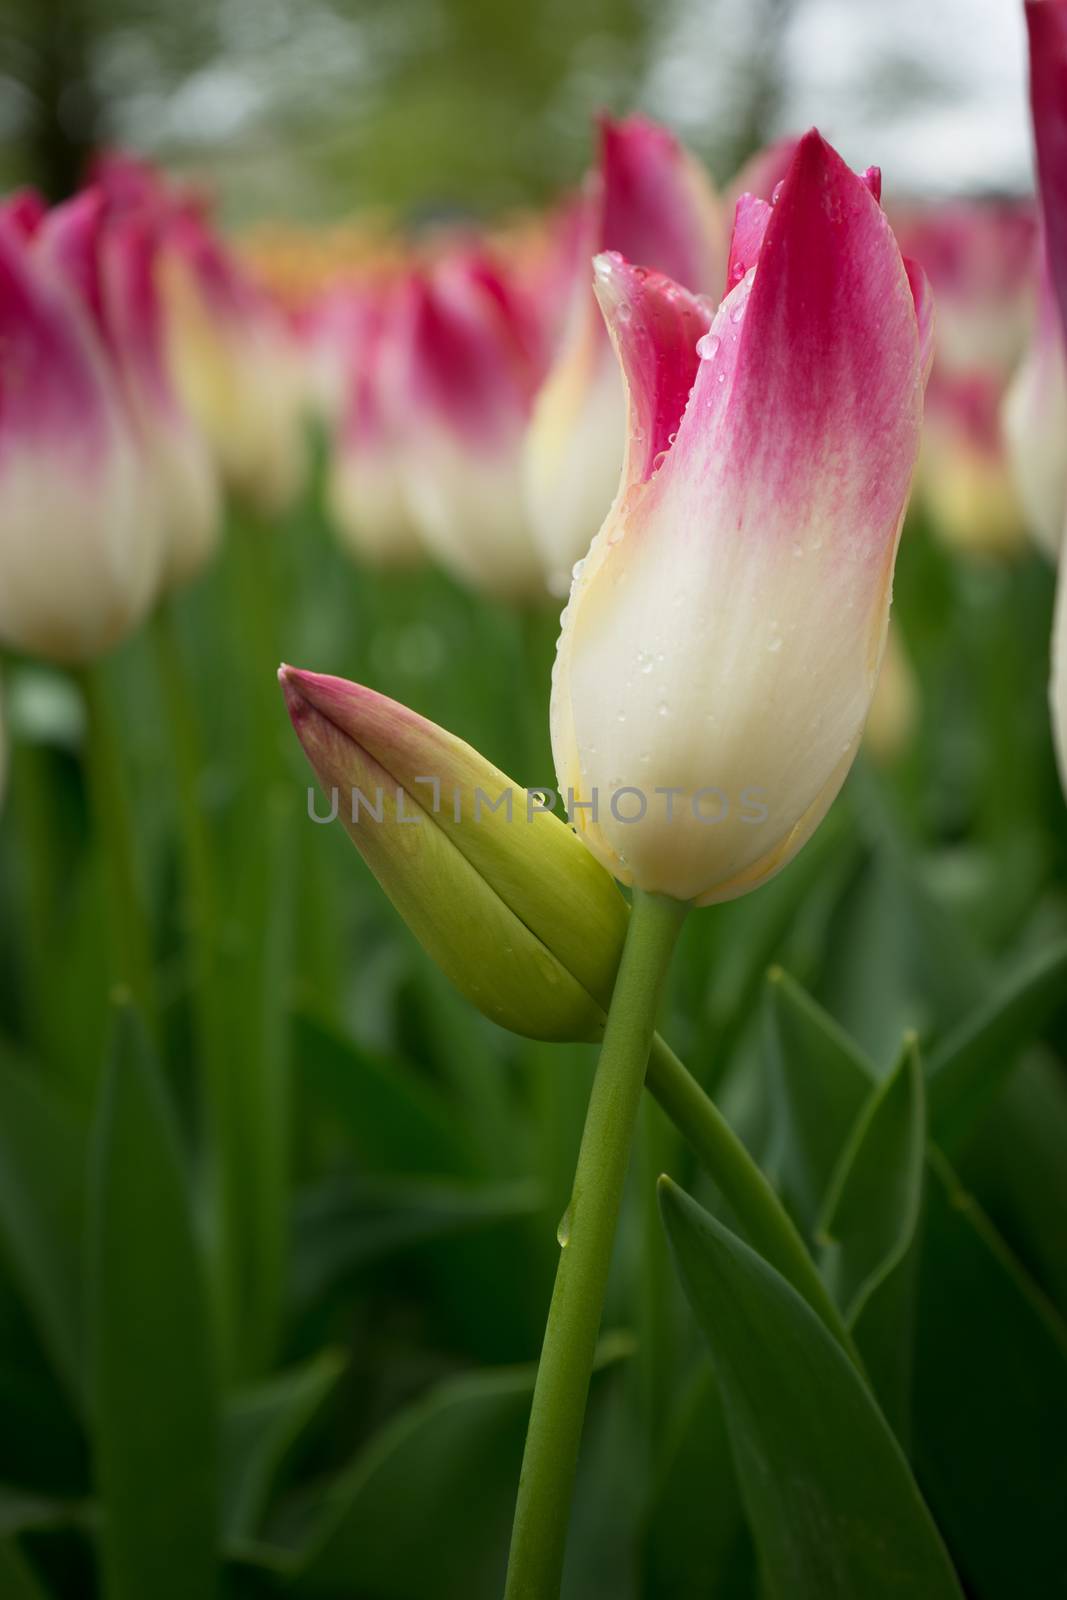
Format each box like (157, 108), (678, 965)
(660, 1178), (962, 1600)
(0, 1052), (85, 1406)
(223, 1349), (345, 1544)
(293, 1011), (476, 1178)
(926, 940), (1067, 1147)
(643, 1363), (753, 1600)
(88, 1007), (220, 1600)
(291, 1174), (541, 1310)
(955, 1052), (1067, 1318)
(913, 1151), (1067, 1598)
(817, 1041), (926, 1445)
(285, 1335), (631, 1600)
(762, 969), (876, 1239)
(0, 1539), (50, 1600)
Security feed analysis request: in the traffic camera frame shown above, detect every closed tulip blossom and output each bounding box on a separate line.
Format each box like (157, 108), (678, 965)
(894, 200), (1035, 555)
(38, 190), (222, 589)
(393, 249), (548, 599)
(1025, 0), (1067, 789)
(159, 206), (308, 517)
(0, 207), (163, 662)
(325, 285), (425, 569)
(523, 115), (727, 594)
(552, 132), (932, 906)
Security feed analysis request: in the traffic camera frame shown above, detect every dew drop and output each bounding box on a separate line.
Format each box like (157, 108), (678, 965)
(696, 331), (721, 361)
(557, 1201), (574, 1248)
(617, 302), (633, 323)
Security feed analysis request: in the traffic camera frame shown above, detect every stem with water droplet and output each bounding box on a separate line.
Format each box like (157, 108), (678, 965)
(504, 888), (688, 1600)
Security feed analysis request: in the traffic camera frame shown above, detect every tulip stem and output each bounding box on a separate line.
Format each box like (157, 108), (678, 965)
(505, 888), (688, 1600)
(78, 662), (157, 1033)
(645, 1034), (861, 1366)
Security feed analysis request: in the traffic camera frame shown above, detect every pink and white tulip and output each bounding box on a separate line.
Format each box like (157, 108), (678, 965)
(523, 116), (727, 594)
(324, 284), (424, 568)
(1025, 0), (1067, 790)
(893, 199), (1036, 555)
(392, 248), (548, 599)
(552, 132), (931, 905)
(159, 206), (308, 518)
(38, 189), (222, 589)
(0, 210), (163, 662)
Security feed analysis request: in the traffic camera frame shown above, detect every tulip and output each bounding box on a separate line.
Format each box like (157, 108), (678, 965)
(324, 285), (425, 568)
(1025, 0), (1067, 789)
(38, 190), (222, 589)
(523, 115), (727, 594)
(159, 206), (308, 517)
(0, 211), (163, 663)
(1002, 237), (1067, 562)
(894, 199), (1036, 555)
(392, 249), (548, 599)
(279, 665), (627, 1040)
(551, 131), (931, 905)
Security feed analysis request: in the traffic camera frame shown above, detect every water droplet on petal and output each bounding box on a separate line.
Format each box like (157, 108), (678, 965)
(696, 331), (721, 361)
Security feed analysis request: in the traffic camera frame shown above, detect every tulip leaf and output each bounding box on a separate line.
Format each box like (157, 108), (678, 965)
(285, 1334), (632, 1599)
(0, 1540), (50, 1600)
(762, 969), (876, 1239)
(955, 1052), (1067, 1320)
(223, 1348), (345, 1544)
(291, 1173), (541, 1311)
(643, 1363), (754, 1599)
(926, 939), (1067, 1147)
(817, 1040), (926, 1445)
(0, 1050), (85, 1407)
(88, 1006), (220, 1600)
(913, 1150), (1067, 1597)
(293, 1010), (477, 1177)
(660, 1178), (963, 1600)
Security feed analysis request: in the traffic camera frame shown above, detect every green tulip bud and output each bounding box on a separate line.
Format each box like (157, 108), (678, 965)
(279, 666), (627, 1041)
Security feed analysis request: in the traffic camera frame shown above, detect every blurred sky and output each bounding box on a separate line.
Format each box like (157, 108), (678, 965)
(1, 0), (1035, 215)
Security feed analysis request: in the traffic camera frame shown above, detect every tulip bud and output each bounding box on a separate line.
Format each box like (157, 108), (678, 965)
(523, 115), (727, 594)
(160, 208), (308, 517)
(1003, 239), (1067, 562)
(280, 666), (627, 1041)
(39, 191), (222, 589)
(551, 132), (930, 906)
(392, 250), (547, 600)
(0, 213), (163, 663)
(324, 286), (424, 569)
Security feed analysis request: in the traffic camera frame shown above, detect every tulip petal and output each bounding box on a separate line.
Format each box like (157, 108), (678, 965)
(591, 253), (712, 490)
(552, 131), (925, 903)
(1027, 0), (1067, 337)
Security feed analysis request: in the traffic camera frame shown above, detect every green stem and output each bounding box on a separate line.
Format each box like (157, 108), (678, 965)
(150, 604), (233, 1349)
(645, 1034), (860, 1364)
(505, 889), (688, 1600)
(78, 661), (157, 1032)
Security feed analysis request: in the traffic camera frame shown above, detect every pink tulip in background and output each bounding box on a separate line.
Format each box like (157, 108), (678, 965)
(522, 115), (727, 593)
(0, 201), (163, 662)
